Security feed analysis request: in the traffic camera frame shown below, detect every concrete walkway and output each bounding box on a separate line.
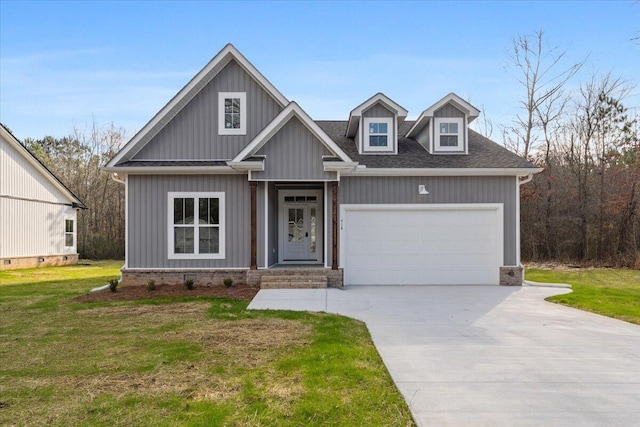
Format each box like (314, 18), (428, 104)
(248, 286), (640, 426)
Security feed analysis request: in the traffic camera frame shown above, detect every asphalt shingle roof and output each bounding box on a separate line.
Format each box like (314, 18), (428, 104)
(316, 120), (537, 169)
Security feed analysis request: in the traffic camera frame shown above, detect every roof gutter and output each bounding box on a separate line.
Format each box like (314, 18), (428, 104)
(343, 167), (544, 177)
(518, 174), (535, 185)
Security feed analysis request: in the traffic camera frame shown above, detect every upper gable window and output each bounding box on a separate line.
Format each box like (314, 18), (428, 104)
(434, 117), (464, 152)
(363, 117), (393, 152)
(218, 92), (246, 135)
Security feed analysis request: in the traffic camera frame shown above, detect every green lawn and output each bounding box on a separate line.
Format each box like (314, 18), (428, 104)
(526, 267), (640, 325)
(0, 261), (414, 426)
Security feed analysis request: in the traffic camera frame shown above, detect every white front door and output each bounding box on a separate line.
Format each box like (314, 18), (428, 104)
(279, 190), (323, 263)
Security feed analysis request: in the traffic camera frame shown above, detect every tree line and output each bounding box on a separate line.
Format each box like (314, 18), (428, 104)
(500, 31), (639, 268)
(22, 123), (126, 260)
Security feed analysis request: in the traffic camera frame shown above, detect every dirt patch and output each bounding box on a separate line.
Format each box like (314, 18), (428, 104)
(75, 283), (259, 303)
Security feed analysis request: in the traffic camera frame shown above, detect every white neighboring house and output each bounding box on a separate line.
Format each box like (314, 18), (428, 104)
(0, 125), (86, 270)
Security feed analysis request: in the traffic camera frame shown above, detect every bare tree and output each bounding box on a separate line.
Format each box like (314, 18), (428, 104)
(504, 30), (585, 159)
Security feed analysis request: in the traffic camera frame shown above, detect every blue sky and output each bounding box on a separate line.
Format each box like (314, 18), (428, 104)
(1, 0), (639, 141)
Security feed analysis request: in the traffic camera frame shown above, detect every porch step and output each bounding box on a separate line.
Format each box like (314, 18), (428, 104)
(260, 274), (328, 289)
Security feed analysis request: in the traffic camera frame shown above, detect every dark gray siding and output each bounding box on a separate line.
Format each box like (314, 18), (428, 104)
(128, 174), (250, 268)
(252, 117), (336, 181)
(339, 176), (518, 265)
(133, 60), (282, 161)
(434, 104), (465, 117)
(327, 182), (334, 267)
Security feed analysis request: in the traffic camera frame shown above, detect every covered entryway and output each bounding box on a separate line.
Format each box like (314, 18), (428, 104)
(340, 204), (503, 285)
(278, 189), (323, 263)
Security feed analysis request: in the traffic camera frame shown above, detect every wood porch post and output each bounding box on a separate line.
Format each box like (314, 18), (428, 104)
(250, 181), (257, 270)
(332, 181), (338, 270)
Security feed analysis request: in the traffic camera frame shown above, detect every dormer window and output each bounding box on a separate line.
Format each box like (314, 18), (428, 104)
(363, 117), (393, 152)
(434, 117), (464, 152)
(218, 92), (246, 135)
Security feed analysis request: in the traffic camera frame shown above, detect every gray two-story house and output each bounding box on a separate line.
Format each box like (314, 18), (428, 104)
(105, 44), (540, 288)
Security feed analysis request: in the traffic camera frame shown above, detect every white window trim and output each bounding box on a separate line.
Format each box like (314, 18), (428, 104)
(64, 217), (75, 250)
(218, 92), (247, 135)
(167, 192), (226, 260)
(363, 117), (394, 152)
(434, 117), (465, 153)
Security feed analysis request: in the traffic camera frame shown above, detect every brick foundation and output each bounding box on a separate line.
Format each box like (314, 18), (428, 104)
(0, 254), (79, 270)
(121, 269), (248, 287)
(500, 266), (523, 286)
(124, 267), (344, 289)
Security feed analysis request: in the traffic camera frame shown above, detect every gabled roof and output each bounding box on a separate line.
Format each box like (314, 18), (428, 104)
(406, 92), (480, 138)
(106, 43), (289, 167)
(230, 102), (353, 167)
(0, 124), (86, 208)
(346, 93), (408, 137)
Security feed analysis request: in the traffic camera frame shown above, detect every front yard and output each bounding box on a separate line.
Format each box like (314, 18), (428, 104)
(526, 267), (640, 325)
(0, 261), (414, 426)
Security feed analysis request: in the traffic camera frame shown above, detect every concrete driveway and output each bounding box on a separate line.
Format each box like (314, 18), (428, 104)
(248, 285), (640, 426)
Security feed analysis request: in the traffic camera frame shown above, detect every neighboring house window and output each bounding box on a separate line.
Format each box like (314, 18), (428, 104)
(168, 192), (225, 259)
(218, 92), (246, 135)
(363, 117), (393, 151)
(64, 219), (74, 247)
(434, 117), (464, 152)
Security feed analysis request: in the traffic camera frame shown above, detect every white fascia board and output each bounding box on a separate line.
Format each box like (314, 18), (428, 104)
(423, 93), (480, 119)
(102, 166), (244, 174)
(350, 93), (409, 117)
(323, 161), (359, 172)
(405, 111), (429, 138)
(343, 167), (544, 177)
(232, 102), (353, 163)
(226, 160), (265, 171)
(106, 43), (289, 167)
(1, 126), (84, 206)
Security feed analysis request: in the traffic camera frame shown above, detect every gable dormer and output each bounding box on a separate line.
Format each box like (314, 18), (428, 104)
(406, 93), (480, 155)
(346, 93), (408, 155)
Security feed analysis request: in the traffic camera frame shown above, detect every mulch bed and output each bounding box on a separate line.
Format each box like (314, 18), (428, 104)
(75, 283), (259, 303)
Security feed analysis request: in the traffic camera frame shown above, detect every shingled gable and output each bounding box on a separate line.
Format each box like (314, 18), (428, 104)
(230, 102), (354, 172)
(104, 43), (288, 168)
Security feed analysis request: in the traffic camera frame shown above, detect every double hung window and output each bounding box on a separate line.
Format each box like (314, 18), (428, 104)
(168, 192), (225, 259)
(363, 117), (393, 152)
(434, 117), (464, 152)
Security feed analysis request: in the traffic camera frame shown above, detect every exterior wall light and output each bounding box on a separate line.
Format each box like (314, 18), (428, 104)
(418, 185), (429, 195)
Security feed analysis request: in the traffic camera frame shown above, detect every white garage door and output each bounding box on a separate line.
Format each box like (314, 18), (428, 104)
(341, 204), (503, 285)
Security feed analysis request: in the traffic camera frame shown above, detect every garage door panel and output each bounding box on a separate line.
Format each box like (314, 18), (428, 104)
(342, 205), (502, 285)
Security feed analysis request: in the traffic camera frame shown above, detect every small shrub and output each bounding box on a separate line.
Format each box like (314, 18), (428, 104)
(146, 280), (156, 291)
(108, 279), (119, 293)
(184, 278), (195, 290)
(223, 278), (233, 288)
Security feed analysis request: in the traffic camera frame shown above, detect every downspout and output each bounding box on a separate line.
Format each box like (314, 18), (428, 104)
(109, 173), (126, 280)
(518, 174), (534, 283)
(111, 173), (125, 185)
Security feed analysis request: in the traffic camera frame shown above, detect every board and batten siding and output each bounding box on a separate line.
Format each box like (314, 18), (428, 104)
(434, 104), (465, 118)
(132, 60), (283, 161)
(1, 135), (71, 204)
(1, 135), (77, 258)
(252, 117), (336, 181)
(127, 174), (251, 269)
(339, 176), (518, 265)
(0, 198), (76, 258)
